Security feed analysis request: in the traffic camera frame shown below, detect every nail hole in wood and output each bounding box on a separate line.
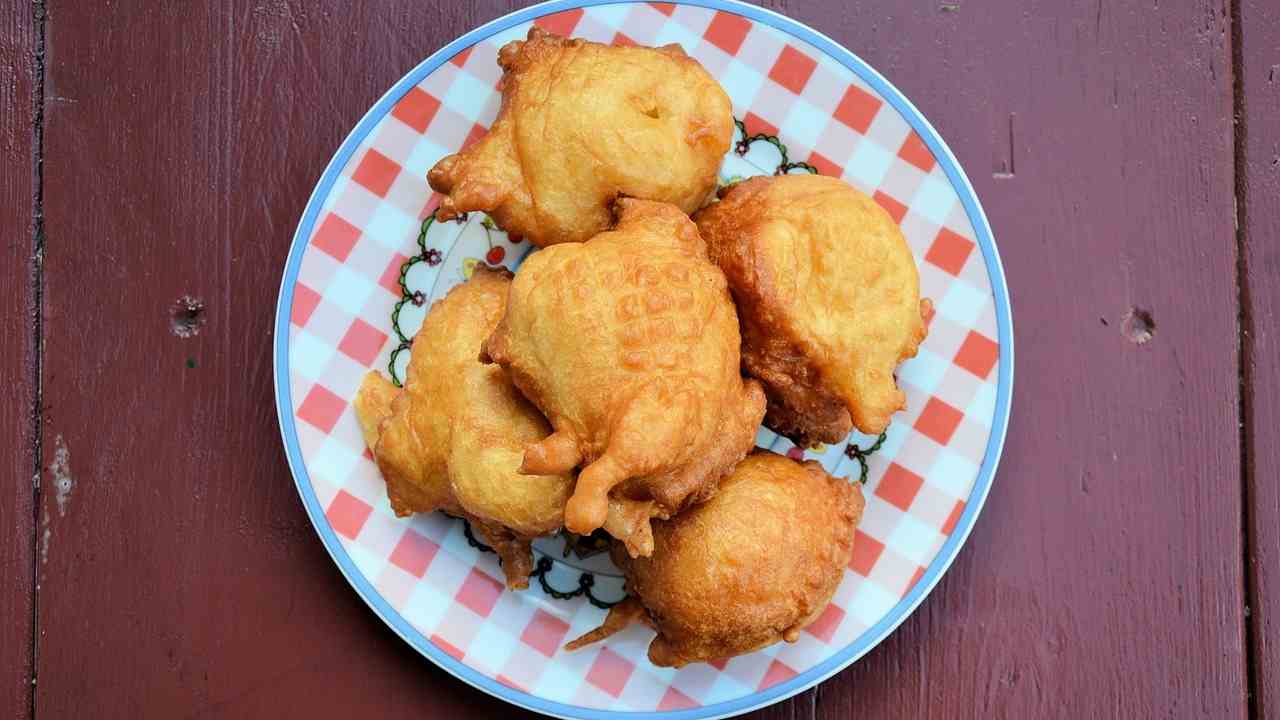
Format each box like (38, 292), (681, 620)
(1122, 307), (1155, 345)
(170, 296), (206, 338)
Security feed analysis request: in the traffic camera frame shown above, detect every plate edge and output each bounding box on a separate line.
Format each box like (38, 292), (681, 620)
(271, 1), (1015, 718)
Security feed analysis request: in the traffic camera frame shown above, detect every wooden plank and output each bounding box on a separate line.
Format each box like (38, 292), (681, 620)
(1239, 0), (1279, 715)
(751, 0), (1247, 718)
(35, 1), (524, 716)
(36, 2), (1248, 720)
(0, 0), (37, 716)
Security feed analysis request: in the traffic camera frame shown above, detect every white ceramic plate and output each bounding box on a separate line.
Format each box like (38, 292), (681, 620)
(274, 2), (1012, 717)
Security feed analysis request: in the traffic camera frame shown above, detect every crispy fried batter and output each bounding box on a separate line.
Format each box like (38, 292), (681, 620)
(353, 371), (398, 451)
(427, 27), (733, 247)
(694, 175), (930, 444)
(566, 451), (864, 667)
(481, 199), (765, 556)
(353, 267), (573, 589)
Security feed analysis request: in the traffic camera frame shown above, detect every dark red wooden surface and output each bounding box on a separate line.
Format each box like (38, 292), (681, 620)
(5, 0), (1269, 717)
(1, 1), (36, 718)
(1240, 0), (1279, 716)
(794, 0), (1246, 717)
(34, 2), (521, 716)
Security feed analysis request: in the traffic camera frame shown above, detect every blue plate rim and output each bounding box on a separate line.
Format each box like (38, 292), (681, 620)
(272, 1), (1014, 718)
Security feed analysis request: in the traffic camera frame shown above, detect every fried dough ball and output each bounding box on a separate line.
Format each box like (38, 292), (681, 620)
(694, 174), (931, 445)
(566, 451), (864, 667)
(480, 199), (765, 557)
(353, 267), (573, 589)
(427, 27), (733, 247)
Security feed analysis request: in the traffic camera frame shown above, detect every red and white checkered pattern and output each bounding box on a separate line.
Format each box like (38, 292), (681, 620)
(286, 3), (1001, 712)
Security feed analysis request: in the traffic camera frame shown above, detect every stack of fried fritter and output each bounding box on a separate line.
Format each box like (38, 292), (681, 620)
(353, 28), (928, 667)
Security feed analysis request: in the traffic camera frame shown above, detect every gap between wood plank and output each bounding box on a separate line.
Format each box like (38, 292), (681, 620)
(28, 1), (46, 718)
(1229, 0), (1258, 716)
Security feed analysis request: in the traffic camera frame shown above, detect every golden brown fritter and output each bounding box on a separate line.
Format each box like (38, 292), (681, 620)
(694, 175), (930, 445)
(353, 267), (573, 589)
(427, 27), (733, 247)
(481, 199), (765, 557)
(353, 371), (398, 451)
(566, 451), (864, 667)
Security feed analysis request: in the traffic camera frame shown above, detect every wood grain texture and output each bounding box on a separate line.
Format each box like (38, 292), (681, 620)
(36, 1), (526, 717)
(0, 0), (36, 716)
(1239, 0), (1279, 715)
(750, 0), (1248, 718)
(34, 1), (1248, 719)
